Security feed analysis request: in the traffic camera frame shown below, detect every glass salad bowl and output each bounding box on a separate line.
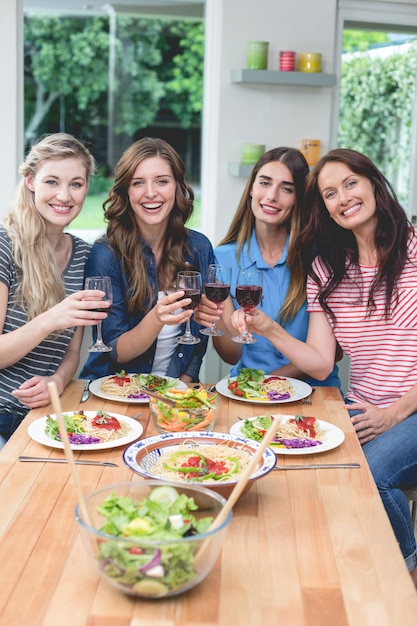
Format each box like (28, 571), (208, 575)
(149, 388), (219, 433)
(75, 480), (231, 599)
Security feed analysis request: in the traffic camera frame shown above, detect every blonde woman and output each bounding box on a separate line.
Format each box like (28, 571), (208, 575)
(0, 133), (108, 446)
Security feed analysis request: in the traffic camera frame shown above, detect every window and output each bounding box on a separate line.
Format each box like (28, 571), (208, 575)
(23, 3), (204, 241)
(333, 1), (417, 220)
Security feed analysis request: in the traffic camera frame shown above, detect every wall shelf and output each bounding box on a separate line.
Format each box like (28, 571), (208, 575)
(230, 69), (337, 87)
(228, 162), (255, 177)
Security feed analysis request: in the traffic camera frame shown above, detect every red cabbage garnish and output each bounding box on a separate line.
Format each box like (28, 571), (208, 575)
(273, 438), (322, 449)
(67, 433), (101, 445)
(267, 390), (291, 401)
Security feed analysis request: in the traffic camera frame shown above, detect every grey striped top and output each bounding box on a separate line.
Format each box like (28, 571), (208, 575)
(0, 228), (91, 419)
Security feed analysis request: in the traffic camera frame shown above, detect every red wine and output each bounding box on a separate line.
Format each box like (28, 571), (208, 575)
(182, 289), (202, 310)
(236, 285), (262, 311)
(205, 283), (230, 304)
(92, 305), (112, 313)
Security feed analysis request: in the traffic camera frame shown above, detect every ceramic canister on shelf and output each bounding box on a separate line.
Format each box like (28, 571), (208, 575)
(301, 139), (321, 166)
(247, 41), (269, 69)
(298, 52), (322, 73)
(241, 143), (266, 164)
(280, 50), (296, 71)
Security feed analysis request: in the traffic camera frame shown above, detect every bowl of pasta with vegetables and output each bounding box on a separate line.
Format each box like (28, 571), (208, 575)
(75, 480), (232, 598)
(123, 431), (277, 498)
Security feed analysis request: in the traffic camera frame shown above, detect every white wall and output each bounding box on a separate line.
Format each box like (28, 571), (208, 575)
(201, 0), (338, 248)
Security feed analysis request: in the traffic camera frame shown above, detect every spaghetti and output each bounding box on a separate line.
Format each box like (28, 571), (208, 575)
(100, 375), (144, 399)
(150, 441), (252, 483)
(260, 378), (296, 399)
(45, 411), (131, 445)
(100, 373), (177, 400)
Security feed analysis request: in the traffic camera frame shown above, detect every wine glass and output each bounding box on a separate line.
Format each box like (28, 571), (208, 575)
(84, 276), (113, 352)
(200, 264), (232, 337)
(176, 270), (202, 345)
(231, 268), (263, 344)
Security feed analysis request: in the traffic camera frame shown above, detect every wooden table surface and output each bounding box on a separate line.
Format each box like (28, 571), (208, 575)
(0, 380), (416, 626)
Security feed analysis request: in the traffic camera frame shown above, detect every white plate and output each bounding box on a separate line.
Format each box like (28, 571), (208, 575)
(28, 411), (143, 450)
(216, 376), (312, 404)
(89, 374), (187, 404)
(230, 415), (345, 455)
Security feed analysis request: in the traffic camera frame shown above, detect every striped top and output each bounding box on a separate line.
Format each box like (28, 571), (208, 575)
(0, 228), (91, 419)
(307, 229), (417, 407)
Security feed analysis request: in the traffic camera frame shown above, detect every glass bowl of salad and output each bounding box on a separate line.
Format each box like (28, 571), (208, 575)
(149, 388), (219, 433)
(75, 480), (232, 599)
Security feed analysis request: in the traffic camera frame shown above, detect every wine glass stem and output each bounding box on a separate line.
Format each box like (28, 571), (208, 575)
(184, 317), (192, 338)
(96, 321), (105, 345)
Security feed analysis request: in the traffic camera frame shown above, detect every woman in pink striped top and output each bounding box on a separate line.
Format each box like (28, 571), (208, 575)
(231, 148), (417, 587)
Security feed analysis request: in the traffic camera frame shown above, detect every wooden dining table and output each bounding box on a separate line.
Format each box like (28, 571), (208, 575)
(0, 380), (416, 626)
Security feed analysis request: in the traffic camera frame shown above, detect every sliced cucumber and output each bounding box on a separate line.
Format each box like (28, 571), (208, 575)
(148, 485), (179, 506)
(133, 579), (169, 598)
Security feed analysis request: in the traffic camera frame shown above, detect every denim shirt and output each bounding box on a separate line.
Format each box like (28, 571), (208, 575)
(80, 229), (215, 381)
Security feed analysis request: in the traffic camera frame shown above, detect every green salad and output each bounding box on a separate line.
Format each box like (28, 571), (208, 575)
(94, 486), (213, 598)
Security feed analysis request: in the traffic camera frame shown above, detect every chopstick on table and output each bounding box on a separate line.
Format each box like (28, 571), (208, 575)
(47, 382), (93, 526)
(194, 414), (282, 565)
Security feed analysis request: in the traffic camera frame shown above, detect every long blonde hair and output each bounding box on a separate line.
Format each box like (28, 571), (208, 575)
(3, 133), (95, 320)
(104, 137), (195, 314)
(218, 147), (309, 324)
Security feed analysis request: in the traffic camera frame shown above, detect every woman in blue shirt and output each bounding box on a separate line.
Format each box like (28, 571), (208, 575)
(81, 137), (215, 383)
(195, 146), (340, 388)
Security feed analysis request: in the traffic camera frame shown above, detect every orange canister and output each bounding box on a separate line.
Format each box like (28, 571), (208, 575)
(298, 52), (322, 73)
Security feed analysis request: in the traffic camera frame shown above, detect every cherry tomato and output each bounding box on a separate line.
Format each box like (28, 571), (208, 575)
(128, 546), (144, 555)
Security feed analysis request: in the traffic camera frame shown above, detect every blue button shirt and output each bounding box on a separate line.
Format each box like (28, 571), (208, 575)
(215, 230), (340, 388)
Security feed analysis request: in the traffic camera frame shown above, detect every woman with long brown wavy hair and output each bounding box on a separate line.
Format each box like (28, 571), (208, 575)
(195, 146), (340, 387)
(81, 137), (215, 382)
(230, 148), (417, 585)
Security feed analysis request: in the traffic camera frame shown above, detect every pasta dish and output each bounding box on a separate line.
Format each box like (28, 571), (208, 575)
(150, 441), (252, 483)
(240, 414), (325, 449)
(100, 372), (178, 400)
(45, 411), (131, 445)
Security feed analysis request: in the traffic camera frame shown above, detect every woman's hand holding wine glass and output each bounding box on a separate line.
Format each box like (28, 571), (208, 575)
(176, 270), (202, 345)
(231, 268), (263, 344)
(200, 264), (231, 337)
(84, 276), (113, 352)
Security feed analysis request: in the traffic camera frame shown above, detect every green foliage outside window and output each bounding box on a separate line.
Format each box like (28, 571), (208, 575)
(338, 42), (417, 206)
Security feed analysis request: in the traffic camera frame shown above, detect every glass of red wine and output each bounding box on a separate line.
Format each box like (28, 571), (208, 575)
(84, 276), (113, 352)
(200, 264), (232, 337)
(231, 268), (263, 344)
(176, 270), (202, 345)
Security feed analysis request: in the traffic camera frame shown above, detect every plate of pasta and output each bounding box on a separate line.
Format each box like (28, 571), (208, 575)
(89, 372), (187, 404)
(216, 369), (312, 404)
(230, 414), (345, 455)
(27, 410), (143, 450)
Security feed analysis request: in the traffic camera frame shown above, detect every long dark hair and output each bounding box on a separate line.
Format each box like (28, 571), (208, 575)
(299, 148), (412, 320)
(104, 137), (195, 313)
(218, 147), (309, 323)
